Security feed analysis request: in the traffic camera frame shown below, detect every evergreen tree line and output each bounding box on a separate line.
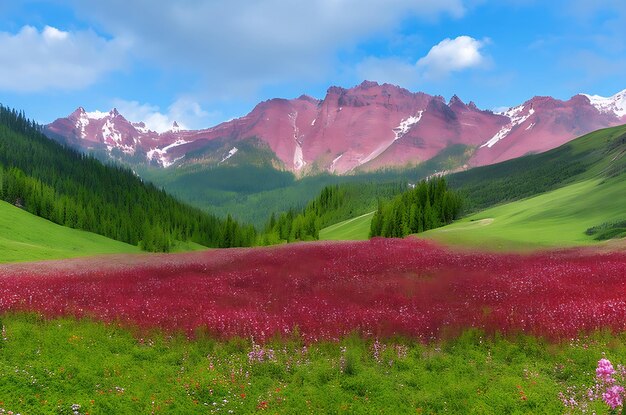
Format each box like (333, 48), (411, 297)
(0, 105), (256, 251)
(260, 182), (406, 244)
(260, 185), (343, 244)
(369, 177), (462, 238)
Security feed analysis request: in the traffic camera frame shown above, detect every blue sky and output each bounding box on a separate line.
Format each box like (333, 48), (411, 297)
(1, 0), (625, 132)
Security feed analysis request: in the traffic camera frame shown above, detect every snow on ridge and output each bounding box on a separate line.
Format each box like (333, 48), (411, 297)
(481, 105), (535, 148)
(356, 111), (425, 168)
(219, 147), (238, 164)
(86, 110), (108, 120)
(101, 119), (134, 154)
(75, 111), (90, 139)
(102, 119), (122, 144)
(133, 123), (150, 134)
(161, 139), (190, 153)
(146, 139), (190, 167)
(582, 89), (626, 117)
(393, 111), (423, 141)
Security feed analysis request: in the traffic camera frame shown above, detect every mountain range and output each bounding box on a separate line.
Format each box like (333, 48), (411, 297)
(45, 81), (626, 175)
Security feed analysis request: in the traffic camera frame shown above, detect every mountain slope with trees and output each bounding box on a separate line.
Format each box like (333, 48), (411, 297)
(0, 105), (256, 252)
(369, 178), (462, 238)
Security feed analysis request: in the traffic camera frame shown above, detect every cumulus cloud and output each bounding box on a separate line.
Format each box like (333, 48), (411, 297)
(112, 98), (217, 132)
(68, 0), (467, 95)
(417, 36), (489, 78)
(0, 25), (127, 92)
(357, 35), (490, 85)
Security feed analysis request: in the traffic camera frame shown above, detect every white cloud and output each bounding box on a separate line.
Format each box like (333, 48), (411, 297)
(417, 36), (489, 78)
(112, 98), (217, 132)
(492, 106), (510, 114)
(0, 25), (127, 92)
(69, 0), (467, 96)
(357, 35), (490, 85)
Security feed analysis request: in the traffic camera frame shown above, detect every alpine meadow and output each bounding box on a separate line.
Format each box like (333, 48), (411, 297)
(2, 2), (626, 414)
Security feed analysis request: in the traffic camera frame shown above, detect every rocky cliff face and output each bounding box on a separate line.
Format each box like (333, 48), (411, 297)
(45, 81), (626, 174)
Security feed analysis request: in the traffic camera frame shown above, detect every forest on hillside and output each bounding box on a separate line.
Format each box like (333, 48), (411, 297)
(260, 181), (405, 244)
(370, 177), (462, 238)
(0, 105), (256, 252)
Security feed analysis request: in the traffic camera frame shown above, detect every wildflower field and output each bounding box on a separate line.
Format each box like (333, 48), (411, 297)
(2, 238), (626, 413)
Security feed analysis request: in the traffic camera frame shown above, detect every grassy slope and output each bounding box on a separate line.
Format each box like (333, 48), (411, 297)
(2, 313), (621, 414)
(0, 200), (208, 263)
(0, 200), (141, 262)
(423, 177), (626, 250)
(319, 211), (374, 241)
(322, 125), (626, 246)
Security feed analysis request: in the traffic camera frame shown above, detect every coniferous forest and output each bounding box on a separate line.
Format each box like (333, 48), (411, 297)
(369, 177), (462, 238)
(260, 182), (404, 244)
(0, 105), (256, 251)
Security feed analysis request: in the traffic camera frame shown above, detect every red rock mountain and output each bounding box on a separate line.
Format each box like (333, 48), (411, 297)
(45, 81), (626, 174)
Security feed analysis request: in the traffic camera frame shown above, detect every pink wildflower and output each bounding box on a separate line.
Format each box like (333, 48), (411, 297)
(597, 358), (616, 383)
(602, 385), (624, 409)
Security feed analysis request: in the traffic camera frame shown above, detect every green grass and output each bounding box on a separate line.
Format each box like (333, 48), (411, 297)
(170, 239), (209, 253)
(319, 125), (626, 247)
(423, 177), (626, 250)
(319, 177), (626, 249)
(0, 313), (621, 414)
(448, 124), (626, 212)
(319, 211), (374, 241)
(0, 200), (140, 263)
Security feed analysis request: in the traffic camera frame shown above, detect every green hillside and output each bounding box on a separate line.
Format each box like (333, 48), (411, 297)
(0, 200), (140, 263)
(319, 211), (375, 240)
(448, 124), (626, 212)
(0, 105), (255, 252)
(320, 124), (626, 247)
(423, 177), (626, 250)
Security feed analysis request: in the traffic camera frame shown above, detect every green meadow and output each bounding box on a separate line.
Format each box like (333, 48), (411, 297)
(424, 177), (626, 250)
(0, 313), (620, 414)
(319, 211), (375, 241)
(0, 200), (140, 263)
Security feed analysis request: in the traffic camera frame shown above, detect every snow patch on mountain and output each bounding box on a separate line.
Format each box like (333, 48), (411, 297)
(219, 147), (238, 164)
(75, 111), (90, 139)
(582, 89), (626, 117)
(330, 154), (343, 173)
(359, 142), (391, 166)
(162, 139), (190, 153)
(289, 111), (306, 170)
(86, 110), (108, 120)
(133, 122), (150, 134)
(393, 111), (423, 141)
(481, 105), (535, 148)
(146, 139), (190, 167)
(294, 144), (305, 170)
